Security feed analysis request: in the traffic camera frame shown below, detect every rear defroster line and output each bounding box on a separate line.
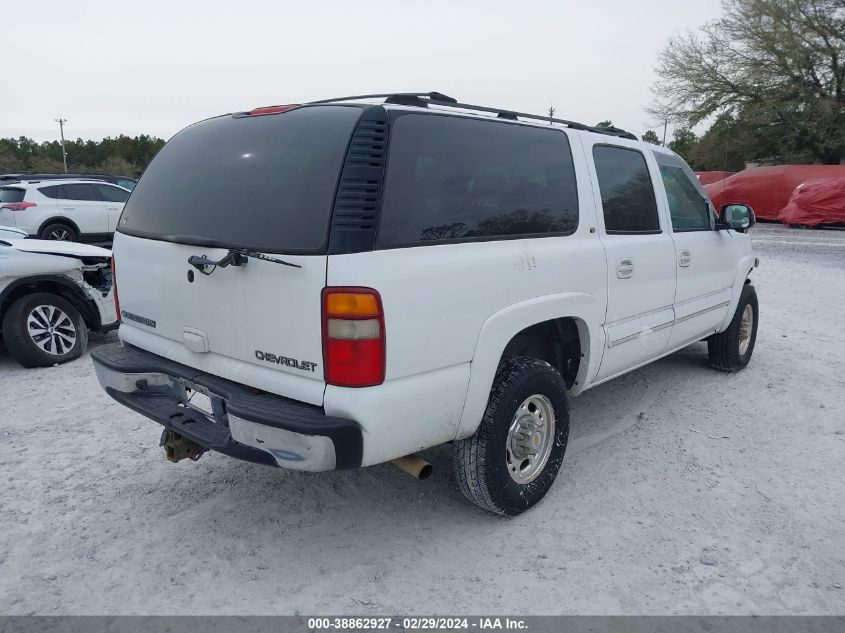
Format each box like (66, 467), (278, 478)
(187, 249), (302, 275)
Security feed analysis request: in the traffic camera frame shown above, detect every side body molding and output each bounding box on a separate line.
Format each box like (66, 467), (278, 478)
(455, 291), (605, 440)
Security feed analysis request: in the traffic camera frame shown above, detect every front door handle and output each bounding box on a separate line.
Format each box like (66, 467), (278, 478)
(616, 257), (634, 279)
(678, 249), (691, 267)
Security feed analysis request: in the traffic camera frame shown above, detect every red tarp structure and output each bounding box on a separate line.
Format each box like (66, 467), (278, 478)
(695, 171), (735, 185)
(778, 176), (845, 226)
(704, 165), (845, 220)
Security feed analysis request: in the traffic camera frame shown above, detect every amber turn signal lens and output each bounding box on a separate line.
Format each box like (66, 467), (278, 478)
(325, 292), (380, 317)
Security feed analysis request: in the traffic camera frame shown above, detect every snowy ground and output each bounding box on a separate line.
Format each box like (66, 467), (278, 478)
(1, 224), (843, 615)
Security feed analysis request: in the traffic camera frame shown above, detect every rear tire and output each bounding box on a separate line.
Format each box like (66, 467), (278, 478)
(453, 357), (569, 516)
(2, 293), (88, 368)
(708, 284), (758, 372)
(40, 222), (78, 242)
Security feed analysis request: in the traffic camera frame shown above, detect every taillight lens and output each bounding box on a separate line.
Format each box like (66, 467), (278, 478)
(111, 257), (120, 322)
(322, 287), (385, 387)
(1, 201), (36, 211)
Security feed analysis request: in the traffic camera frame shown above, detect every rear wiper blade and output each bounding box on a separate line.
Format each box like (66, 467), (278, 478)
(188, 249), (301, 275)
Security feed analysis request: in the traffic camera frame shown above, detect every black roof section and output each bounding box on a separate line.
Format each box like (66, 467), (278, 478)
(306, 91), (638, 140)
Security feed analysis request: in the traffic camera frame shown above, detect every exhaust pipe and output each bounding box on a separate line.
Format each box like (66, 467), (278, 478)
(390, 454), (433, 480)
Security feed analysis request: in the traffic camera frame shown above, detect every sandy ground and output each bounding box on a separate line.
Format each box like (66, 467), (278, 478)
(1, 224), (843, 615)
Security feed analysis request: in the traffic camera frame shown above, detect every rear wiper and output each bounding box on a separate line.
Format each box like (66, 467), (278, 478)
(188, 249), (301, 275)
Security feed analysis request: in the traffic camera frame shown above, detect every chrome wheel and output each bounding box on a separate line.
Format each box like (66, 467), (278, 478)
(48, 228), (72, 241)
(738, 304), (754, 355)
(27, 305), (77, 355)
(506, 394), (555, 484)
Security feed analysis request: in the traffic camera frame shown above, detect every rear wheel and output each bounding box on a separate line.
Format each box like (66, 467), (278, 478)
(708, 284), (758, 371)
(40, 222), (78, 242)
(453, 357), (569, 515)
(2, 293), (88, 368)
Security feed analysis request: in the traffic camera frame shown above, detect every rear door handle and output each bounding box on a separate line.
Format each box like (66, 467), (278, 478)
(106, 205), (121, 210)
(61, 205), (75, 210)
(678, 249), (691, 267)
(616, 257), (634, 279)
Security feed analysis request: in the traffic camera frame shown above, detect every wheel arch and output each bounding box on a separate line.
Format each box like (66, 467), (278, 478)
(717, 253), (758, 332)
(455, 292), (605, 440)
(37, 217), (81, 240)
(0, 275), (101, 333)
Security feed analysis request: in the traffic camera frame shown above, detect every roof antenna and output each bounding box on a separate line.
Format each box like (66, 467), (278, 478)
(548, 105), (555, 125)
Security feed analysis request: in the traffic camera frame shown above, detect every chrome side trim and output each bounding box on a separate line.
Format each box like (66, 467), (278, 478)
(229, 415), (336, 472)
(607, 300), (731, 348)
(675, 301), (730, 325)
(608, 320), (673, 348)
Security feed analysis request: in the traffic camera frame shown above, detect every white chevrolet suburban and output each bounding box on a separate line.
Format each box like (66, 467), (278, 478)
(92, 92), (758, 515)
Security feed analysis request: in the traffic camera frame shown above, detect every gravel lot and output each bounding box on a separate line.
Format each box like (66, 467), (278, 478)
(1, 224), (843, 615)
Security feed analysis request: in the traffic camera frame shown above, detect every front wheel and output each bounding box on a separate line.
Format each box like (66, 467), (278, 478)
(453, 357), (570, 515)
(708, 283), (758, 371)
(2, 292), (88, 368)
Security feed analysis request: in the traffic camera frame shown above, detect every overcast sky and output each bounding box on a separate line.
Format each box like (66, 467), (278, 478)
(2, 0), (722, 143)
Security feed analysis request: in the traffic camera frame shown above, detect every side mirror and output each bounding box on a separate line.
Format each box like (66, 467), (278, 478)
(718, 204), (756, 232)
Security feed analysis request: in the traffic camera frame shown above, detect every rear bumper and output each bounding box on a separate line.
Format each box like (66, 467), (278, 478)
(91, 343), (362, 470)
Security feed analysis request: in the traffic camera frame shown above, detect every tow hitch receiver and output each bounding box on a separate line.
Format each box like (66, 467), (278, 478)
(160, 429), (206, 463)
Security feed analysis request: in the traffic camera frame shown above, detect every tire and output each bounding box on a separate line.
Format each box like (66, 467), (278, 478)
(2, 293), (88, 368)
(708, 283), (758, 372)
(453, 357), (570, 516)
(40, 222), (78, 242)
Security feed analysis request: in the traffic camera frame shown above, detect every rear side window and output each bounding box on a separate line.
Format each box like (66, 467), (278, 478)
(0, 188), (25, 203)
(63, 183), (98, 201)
(592, 146), (660, 234)
(118, 105), (362, 254)
(38, 185), (63, 199)
(96, 184), (130, 203)
(656, 154), (712, 231)
(378, 114), (579, 247)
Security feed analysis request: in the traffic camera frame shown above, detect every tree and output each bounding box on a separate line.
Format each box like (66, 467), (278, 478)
(651, 0), (845, 164)
(595, 120), (614, 128)
(641, 130), (661, 145)
(667, 128), (699, 164)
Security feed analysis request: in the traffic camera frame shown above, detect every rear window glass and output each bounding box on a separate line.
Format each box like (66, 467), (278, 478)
(118, 106), (362, 254)
(63, 183), (99, 201)
(0, 188), (25, 203)
(38, 185), (63, 199)
(378, 114), (579, 247)
(593, 145), (660, 234)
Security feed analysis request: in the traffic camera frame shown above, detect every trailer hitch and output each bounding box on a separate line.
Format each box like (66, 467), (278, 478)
(159, 429), (206, 463)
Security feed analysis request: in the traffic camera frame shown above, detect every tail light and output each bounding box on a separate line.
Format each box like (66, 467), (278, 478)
(111, 257), (121, 322)
(322, 287), (385, 387)
(1, 201), (36, 211)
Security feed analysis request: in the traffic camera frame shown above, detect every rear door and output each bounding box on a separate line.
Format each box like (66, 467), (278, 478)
(588, 143), (677, 380)
(94, 183), (130, 234)
(59, 183), (109, 238)
(113, 105), (362, 406)
(654, 153), (737, 347)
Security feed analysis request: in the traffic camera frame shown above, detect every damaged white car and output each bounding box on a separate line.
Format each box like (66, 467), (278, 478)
(0, 238), (117, 367)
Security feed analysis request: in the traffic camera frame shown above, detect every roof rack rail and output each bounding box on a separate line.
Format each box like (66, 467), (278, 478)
(306, 92), (638, 140)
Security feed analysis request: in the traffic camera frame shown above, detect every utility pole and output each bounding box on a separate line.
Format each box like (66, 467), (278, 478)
(548, 105), (555, 125)
(662, 118), (668, 147)
(55, 118), (68, 173)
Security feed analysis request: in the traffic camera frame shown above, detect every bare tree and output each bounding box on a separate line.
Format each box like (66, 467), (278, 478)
(651, 0), (845, 164)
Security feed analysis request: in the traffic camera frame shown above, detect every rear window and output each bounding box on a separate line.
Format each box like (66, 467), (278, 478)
(38, 185), (63, 199)
(378, 114), (579, 247)
(0, 188), (25, 203)
(118, 105), (362, 254)
(64, 183), (99, 201)
(593, 145), (660, 234)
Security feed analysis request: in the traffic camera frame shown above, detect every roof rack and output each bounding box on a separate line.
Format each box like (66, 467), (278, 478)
(306, 91), (638, 140)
